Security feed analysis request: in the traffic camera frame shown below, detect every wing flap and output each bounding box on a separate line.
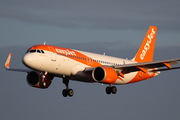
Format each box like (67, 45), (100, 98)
(151, 67), (180, 72)
(114, 58), (180, 73)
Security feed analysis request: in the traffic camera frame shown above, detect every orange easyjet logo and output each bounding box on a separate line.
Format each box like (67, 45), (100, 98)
(55, 48), (76, 56)
(140, 28), (156, 60)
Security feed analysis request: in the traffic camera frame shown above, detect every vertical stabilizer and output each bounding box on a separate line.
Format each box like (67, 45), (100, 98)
(133, 26), (157, 63)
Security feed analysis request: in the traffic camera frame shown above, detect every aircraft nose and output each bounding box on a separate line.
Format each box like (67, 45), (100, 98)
(22, 54), (33, 67)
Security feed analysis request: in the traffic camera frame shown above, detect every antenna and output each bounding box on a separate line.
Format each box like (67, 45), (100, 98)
(43, 42), (46, 45)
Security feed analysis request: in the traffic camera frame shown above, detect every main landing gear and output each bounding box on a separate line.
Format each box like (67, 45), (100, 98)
(62, 79), (117, 97)
(62, 78), (74, 97)
(106, 85), (117, 94)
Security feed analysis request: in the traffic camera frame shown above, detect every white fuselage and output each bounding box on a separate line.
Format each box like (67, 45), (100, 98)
(23, 48), (139, 84)
(22, 45), (159, 85)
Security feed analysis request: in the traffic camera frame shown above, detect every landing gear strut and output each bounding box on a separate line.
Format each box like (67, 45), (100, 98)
(40, 72), (47, 87)
(62, 78), (74, 97)
(106, 85), (117, 94)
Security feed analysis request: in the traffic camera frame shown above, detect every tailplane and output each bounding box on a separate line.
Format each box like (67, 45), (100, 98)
(132, 26), (157, 63)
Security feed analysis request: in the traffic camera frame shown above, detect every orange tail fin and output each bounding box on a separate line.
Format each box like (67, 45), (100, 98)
(133, 26), (157, 63)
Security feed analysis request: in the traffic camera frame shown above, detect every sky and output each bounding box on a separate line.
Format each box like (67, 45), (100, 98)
(1, 0), (180, 120)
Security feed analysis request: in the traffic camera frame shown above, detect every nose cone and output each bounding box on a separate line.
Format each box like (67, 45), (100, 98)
(22, 54), (33, 68)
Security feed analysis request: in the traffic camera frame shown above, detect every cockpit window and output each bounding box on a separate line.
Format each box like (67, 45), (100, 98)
(30, 50), (36, 53)
(26, 49), (30, 53)
(27, 49), (45, 54)
(37, 50), (41, 53)
(41, 50), (45, 54)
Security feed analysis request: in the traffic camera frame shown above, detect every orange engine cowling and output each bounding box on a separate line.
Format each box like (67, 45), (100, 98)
(92, 66), (118, 84)
(26, 71), (53, 89)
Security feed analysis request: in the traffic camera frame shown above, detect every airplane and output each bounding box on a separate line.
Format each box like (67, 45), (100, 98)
(5, 26), (180, 97)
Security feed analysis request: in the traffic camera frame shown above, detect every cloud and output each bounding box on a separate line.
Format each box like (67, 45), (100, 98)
(0, 0), (180, 31)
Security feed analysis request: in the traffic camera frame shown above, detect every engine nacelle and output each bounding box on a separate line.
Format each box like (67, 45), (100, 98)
(27, 71), (53, 89)
(92, 66), (118, 84)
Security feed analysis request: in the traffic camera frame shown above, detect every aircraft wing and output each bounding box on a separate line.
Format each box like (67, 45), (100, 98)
(84, 58), (180, 74)
(5, 53), (31, 73)
(113, 58), (180, 73)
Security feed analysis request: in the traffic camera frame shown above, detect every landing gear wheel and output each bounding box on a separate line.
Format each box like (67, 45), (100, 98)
(62, 89), (68, 97)
(62, 78), (74, 97)
(111, 86), (117, 94)
(40, 82), (46, 87)
(62, 89), (74, 97)
(106, 86), (117, 95)
(106, 87), (111, 94)
(68, 89), (74, 97)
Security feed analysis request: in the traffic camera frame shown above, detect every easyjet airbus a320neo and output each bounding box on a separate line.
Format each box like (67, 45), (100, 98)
(5, 26), (180, 97)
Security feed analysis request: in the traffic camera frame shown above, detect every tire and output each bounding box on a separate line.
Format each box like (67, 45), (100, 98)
(40, 82), (46, 87)
(62, 89), (68, 97)
(106, 87), (111, 94)
(111, 86), (117, 94)
(68, 89), (74, 97)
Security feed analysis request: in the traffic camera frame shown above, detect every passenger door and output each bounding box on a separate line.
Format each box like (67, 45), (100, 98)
(48, 47), (56, 61)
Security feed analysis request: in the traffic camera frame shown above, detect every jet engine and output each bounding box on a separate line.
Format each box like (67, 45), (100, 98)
(92, 66), (118, 84)
(27, 71), (53, 89)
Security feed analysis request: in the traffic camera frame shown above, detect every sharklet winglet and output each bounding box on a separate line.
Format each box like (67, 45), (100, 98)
(5, 53), (12, 69)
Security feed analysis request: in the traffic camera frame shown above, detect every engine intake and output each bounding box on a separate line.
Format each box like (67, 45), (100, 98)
(27, 71), (52, 89)
(92, 66), (118, 84)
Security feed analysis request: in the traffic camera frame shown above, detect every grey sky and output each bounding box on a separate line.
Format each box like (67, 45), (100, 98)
(1, 0), (180, 48)
(1, 0), (180, 30)
(1, 0), (180, 120)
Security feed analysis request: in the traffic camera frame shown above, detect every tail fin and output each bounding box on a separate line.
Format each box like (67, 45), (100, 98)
(133, 26), (157, 63)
